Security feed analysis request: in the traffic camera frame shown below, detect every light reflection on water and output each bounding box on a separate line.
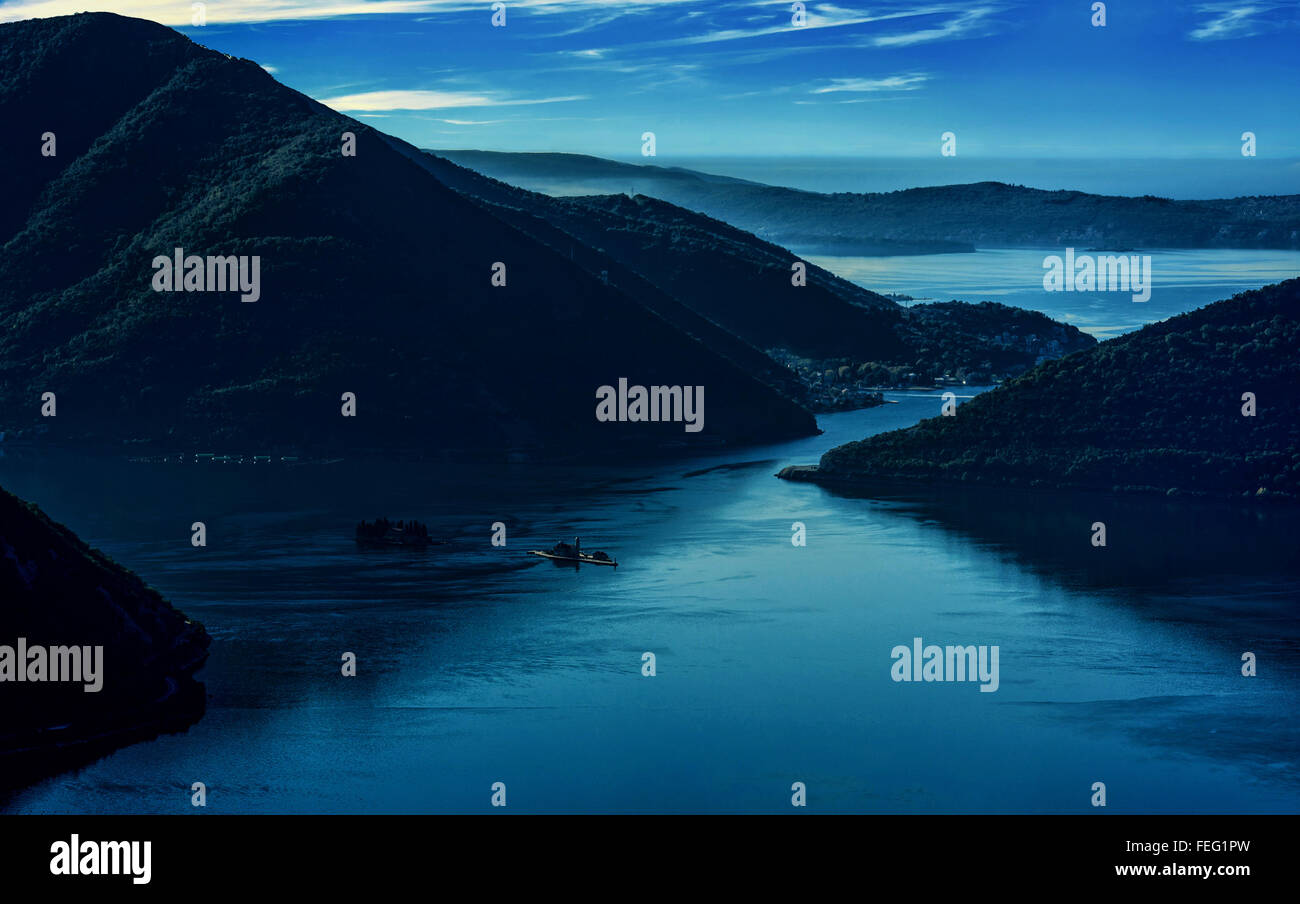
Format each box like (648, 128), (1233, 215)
(807, 248), (1300, 338)
(1, 389), (1295, 814)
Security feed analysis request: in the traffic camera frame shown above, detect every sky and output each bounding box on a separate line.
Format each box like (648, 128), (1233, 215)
(2, 0), (1298, 160)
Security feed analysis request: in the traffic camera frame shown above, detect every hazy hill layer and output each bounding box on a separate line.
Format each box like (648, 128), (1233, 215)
(436, 149), (1300, 255)
(413, 151), (1094, 387)
(411, 150), (902, 356)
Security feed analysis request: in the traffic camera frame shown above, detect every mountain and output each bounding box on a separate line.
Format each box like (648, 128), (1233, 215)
(0, 12), (815, 456)
(778, 279), (1300, 501)
(408, 151), (1095, 406)
(411, 152), (898, 353)
(0, 11), (1093, 449)
(0, 482), (208, 786)
(435, 150), (1300, 255)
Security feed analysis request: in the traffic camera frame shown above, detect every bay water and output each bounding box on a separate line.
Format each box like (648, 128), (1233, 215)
(2, 249), (1296, 814)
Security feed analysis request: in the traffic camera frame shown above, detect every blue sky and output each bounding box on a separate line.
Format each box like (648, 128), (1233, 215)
(3, 1), (1298, 158)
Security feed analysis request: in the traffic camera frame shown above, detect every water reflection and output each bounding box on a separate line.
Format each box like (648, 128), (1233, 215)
(0, 418), (1295, 813)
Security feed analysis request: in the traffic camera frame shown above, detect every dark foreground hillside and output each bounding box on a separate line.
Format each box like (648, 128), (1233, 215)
(0, 483), (208, 788)
(0, 13), (813, 456)
(780, 279), (1300, 501)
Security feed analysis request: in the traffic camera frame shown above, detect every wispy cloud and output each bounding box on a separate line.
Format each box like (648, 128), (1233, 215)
(862, 6), (999, 47)
(793, 95), (916, 105)
(0, 0), (1010, 57)
(604, 3), (954, 49)
(554, 3), (1008, 64)
(544, 56), (702, 78)
(0, 0), (702, 27)
(1187, 3), (1284, 40)
(811, 74), (929, 93)
(318, 88), (586, 111)
(0, 1), (456, 26)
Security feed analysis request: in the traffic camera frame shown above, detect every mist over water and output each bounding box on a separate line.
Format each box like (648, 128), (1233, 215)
(2, 386), (1295, 814)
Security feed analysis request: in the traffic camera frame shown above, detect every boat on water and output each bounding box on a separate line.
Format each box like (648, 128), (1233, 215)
(529, 537), (617, 567)
(355, 518), (439, 548)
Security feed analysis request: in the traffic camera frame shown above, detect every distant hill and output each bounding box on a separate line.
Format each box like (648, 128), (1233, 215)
(411, 151), (1095, 405)
(0, 482), (208, 785)
(0, 13), (816, 455)
(779, 279), (1300, 501)
(436, 149), (1300, 255)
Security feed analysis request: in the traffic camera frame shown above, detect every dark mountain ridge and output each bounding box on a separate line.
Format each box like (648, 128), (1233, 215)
(0, 12), (1092, 450)
(0, 13), (815, 456)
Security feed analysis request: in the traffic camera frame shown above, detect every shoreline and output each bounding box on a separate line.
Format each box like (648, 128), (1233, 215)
(775, 464), (1299, 505)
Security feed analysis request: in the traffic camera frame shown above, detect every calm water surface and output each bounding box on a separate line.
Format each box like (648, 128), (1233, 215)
(2, 389), (1296, 814)
(808, 248), (1300, 337)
